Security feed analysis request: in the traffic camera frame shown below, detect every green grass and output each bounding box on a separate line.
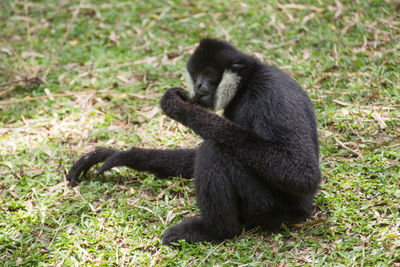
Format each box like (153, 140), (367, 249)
(1, 0), (399, 265)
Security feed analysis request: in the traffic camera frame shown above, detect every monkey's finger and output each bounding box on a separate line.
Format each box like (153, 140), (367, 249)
(67, 157), (95, 186)
(94, 153), (121, 177)
(81, 164), (94, 178)
(94, 163), (113, 177)
(67, 147), (117, 185)
(173, 88), (190, 101)
(81, 148), (117, 176)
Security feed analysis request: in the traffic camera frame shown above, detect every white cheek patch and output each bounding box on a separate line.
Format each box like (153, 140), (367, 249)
(184, 70), (195, 97)
(214, 70), (241, 110)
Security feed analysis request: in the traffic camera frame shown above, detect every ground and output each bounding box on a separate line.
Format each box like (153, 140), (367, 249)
(0, 0), (399, 265)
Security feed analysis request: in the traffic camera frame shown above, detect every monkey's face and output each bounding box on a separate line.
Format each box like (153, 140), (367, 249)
(184, 39), (252, 110)
(185, 66), (221, 109)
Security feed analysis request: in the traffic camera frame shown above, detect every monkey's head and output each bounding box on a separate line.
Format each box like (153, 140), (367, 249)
(185, 38), (255, 110)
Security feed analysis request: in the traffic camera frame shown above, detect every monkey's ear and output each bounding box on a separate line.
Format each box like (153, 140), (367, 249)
(231, 63), (244, 71)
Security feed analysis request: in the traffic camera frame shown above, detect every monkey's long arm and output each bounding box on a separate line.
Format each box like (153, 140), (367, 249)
(173, 104), (321, 196)
(67, 147), (196, 185)
(96, 148), (195, 178)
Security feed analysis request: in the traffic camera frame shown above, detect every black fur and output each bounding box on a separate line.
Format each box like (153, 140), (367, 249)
(67, 39), (321, 245)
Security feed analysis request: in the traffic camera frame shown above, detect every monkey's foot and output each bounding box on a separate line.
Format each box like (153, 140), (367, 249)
(161, 216), (237, 245)
(162, 217), (213, 245)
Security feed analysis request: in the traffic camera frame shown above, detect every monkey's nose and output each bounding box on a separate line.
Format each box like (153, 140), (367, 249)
(194, 82), (202, 91)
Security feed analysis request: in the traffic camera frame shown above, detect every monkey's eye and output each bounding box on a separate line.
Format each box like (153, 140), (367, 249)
(189, 71), (197, 78)
(203, 69), (213, 77)
(231, 63), (244, 71)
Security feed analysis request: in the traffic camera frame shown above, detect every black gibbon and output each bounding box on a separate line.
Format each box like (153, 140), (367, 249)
(67, 39), (321, 245)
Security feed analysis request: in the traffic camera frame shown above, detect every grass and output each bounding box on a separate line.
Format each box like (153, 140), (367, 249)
(0, 0), (399, 265)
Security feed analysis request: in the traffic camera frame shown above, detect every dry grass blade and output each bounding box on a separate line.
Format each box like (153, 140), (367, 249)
(0, 86), (17, 98)
(276, 3), (324, 12)
(334, 136), (364, 158)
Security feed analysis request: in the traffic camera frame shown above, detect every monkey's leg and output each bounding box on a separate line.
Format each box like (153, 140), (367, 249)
(162, 142), (241, 244)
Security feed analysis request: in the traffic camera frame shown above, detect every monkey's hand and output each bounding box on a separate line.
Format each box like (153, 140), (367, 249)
(160, 87), (192, 122)
(66, 147), (117, 186)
